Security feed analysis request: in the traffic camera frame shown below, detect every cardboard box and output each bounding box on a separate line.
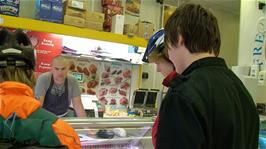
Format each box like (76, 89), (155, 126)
(136, 21), (154, 39)
(85, 12), (105, 22)
(102, 0), (122, 7)
(66, 0), (88, 10)
(64, 15), (85, 27)
(124, 24), (137, 36)
(111, 15), (124, 34)
(65, 6), (86, 18)
(0, 0), (20, 16)
(19, 0), (35, 18)
(85, 21), (103, 31)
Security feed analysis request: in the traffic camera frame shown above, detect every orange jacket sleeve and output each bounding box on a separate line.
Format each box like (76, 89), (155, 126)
(52, 119), (81, 149)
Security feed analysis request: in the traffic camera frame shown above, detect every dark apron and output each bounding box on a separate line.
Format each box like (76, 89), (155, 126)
(43, 75), (69, 117)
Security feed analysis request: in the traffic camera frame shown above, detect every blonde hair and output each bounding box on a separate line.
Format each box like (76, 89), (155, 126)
(148, 47), (170, 63)
(52, 55), (69, 66)
(0, 66), (35, 88)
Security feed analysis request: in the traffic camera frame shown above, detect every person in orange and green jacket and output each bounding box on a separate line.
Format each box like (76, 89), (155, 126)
(0, 28), (81, 149)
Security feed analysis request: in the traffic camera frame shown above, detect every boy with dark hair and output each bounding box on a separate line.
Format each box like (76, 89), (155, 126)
(158, 3), (259, 149)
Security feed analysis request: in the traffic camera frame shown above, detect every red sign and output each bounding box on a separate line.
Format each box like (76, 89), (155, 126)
(27, 31), (63, 73)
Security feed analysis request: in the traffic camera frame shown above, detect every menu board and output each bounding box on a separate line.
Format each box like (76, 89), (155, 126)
(66, 57), (100, 96)
(98, 61), (132, 107)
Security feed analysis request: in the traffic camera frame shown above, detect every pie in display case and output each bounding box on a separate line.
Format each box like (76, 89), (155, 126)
(63, 117), (154, 149)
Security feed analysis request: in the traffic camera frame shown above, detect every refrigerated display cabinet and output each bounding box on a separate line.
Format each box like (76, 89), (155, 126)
(63, 117), (154, 149)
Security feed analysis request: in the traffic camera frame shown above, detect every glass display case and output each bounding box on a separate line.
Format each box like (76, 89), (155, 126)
(63, 117), (154, 149)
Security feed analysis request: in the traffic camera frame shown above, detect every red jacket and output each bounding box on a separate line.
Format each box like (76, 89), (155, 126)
(152, 71), (178, 149)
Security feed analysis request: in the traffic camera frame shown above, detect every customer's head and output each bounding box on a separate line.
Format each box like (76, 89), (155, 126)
(143, 29), (175, 77)
(164, 3), (220, 73)
(0, 28), (35, 88)
(165, 4), (220, 55)
(51, 56), (69, 82)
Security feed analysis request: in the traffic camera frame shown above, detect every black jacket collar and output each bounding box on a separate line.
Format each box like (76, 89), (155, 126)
(169, 57), (227, 87)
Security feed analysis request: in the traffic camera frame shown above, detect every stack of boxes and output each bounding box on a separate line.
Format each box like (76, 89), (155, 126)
(0, 0), (20, 17)
(85, 11), (104, 31)
(136, 21), (154, 39)
(36, 0), (63, 23)
(123, 24), (137, 37)
(63, 0), (88, 27)
(123, 21), (154, 40)
(63, 0), (105, 31)
(102, 0), (123, 32)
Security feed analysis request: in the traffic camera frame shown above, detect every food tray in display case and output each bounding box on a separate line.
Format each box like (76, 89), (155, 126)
(63, 117), (154, 149)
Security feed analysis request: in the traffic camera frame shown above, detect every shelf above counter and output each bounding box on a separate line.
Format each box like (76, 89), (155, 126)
(0, 15), (147, 47)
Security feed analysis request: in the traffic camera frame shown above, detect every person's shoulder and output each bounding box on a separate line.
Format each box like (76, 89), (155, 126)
(39, 72), (52, 78)
(67, 75), (78, 83)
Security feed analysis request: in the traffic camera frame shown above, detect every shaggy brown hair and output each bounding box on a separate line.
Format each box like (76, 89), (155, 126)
(164, 3), (221, 56)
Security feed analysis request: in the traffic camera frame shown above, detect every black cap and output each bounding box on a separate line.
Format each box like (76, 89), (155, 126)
(0, 28), (35, 69)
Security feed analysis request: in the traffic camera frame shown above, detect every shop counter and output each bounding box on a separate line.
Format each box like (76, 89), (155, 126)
(63, 117), (154, 149)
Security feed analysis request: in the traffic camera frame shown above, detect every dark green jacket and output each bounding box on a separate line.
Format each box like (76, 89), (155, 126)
(0, 108), (62, 147)
(157, 57), (259, 149)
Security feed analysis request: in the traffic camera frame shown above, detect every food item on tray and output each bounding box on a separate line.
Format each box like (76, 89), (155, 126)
(118, 89), (126, 96)
(99, 88), (108, 96)
(114, 76), (123, 84)
(110, 98), (117, 105)
(87, 88), (96, 95)
(112, 128), (126, 137)
(99, 96), (108, 104)
(109, 87), (118, 94)
(102, 78), (111, 85)
(101, 71), (109, 78)
(96, 129), (114, 139)
(104, 65), (110, 72)
(87, 80), (98, 88)
(81, 88), (85, 93)
(123, 69), (131, 78)
(116, 70), (122, 75)
(89, 64), (97, 73)
(119, 97), (128, 105)
(120, 81), (129, 90)
(77, 66), (83, 73)
(111, 69), (117, 75)
(69, 61), (75, 71)
(83, 67), (90, 76)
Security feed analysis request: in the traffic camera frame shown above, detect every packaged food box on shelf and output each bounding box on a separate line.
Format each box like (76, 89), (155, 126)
(103, 14), (112, 27)
(65, 6), (86, 19)
(51, 0), (63, 21)
(85, 21), (103, 31)
(85, 11), (105, 22)
(103, 4), (123, 15)
(102, 0), (122, 7)
(123, 24), (137, 36)
(64, 15), (85, 27)
(136, 21), (154, 40)
(65, 0), (88, 10)
(0, 0), (20, 17)
(111, 15), (124, 34)
(36, 0), (63, 23)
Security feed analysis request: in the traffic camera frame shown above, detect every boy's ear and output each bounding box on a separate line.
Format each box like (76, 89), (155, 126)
(177, 35), (184, 46)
